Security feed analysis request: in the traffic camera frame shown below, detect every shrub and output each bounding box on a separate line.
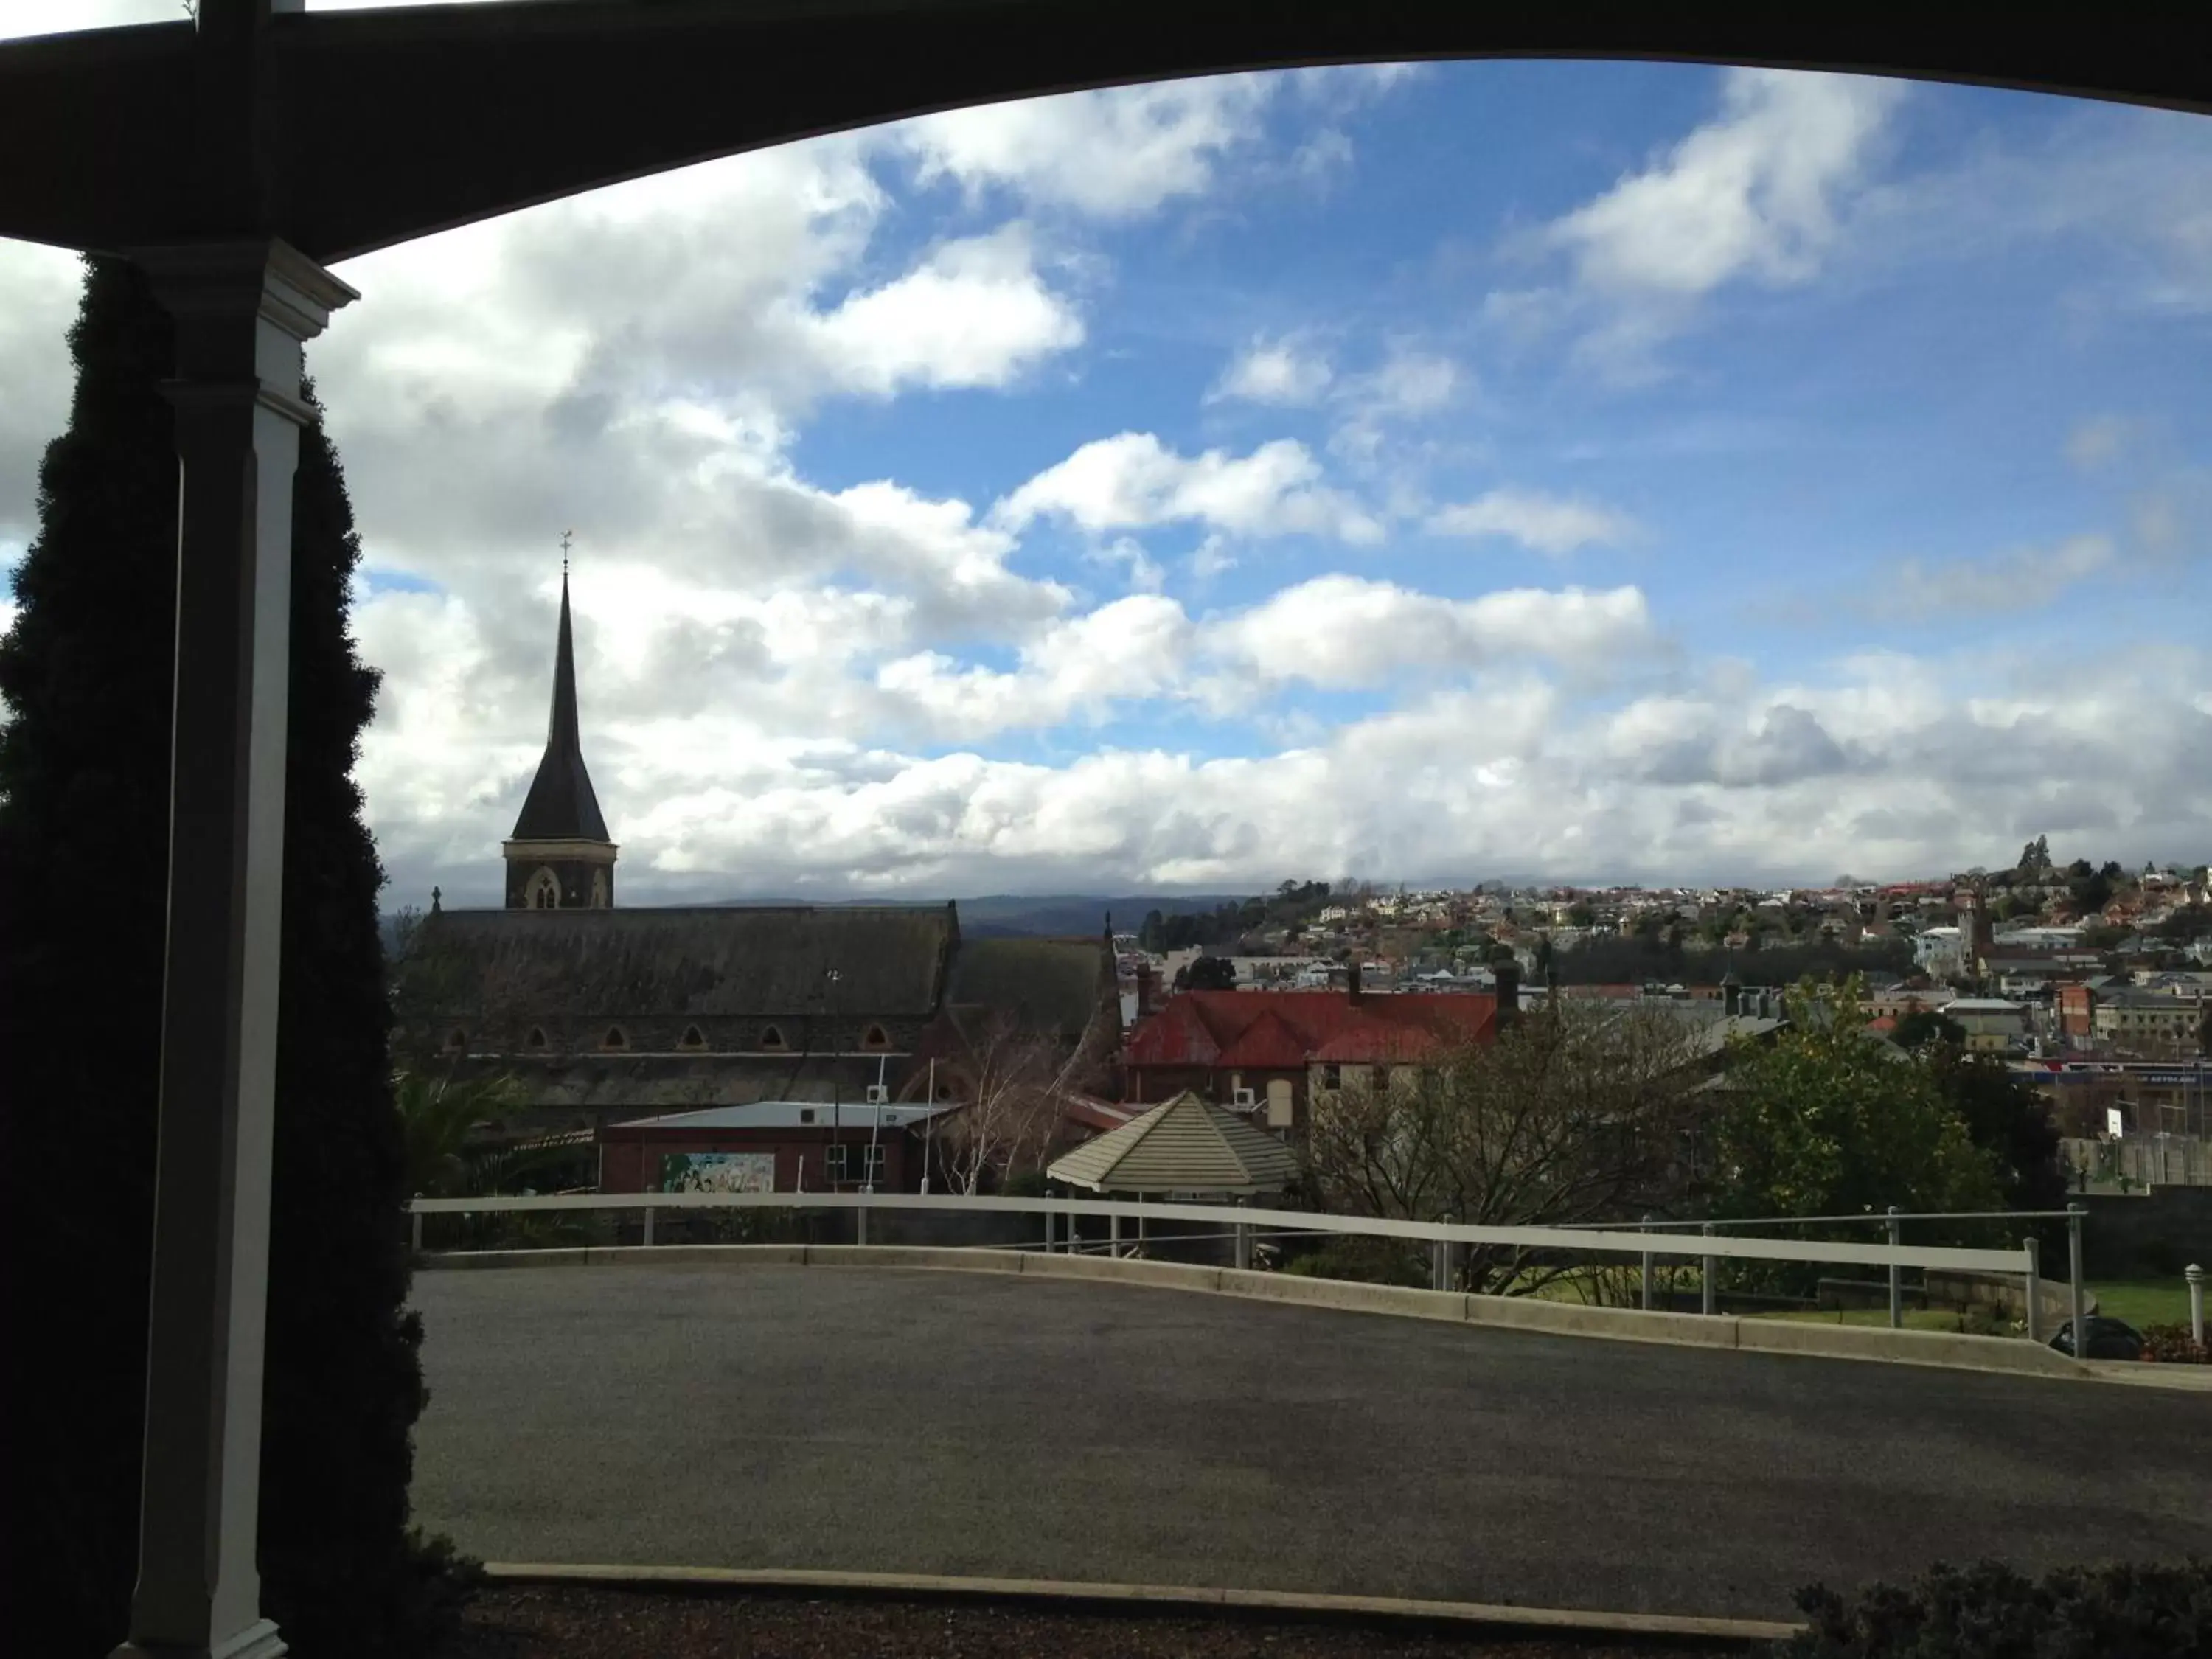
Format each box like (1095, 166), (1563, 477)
(2141, 1324), (2211, 1365)
(1777, 1557), (2212, 1658)
(1280, 1236), (1428, 1288)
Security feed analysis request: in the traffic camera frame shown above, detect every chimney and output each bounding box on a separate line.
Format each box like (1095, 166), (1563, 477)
(1722, 970), (1742, 1019)
(1346, 959), (1365, 1006)
(1492, 959), (1520, 1029)
(1135, 961), (1156, 1016)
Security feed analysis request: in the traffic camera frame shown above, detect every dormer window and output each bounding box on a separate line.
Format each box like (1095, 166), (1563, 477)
(444, 1027), (467, 1054)
(525, 1026), (548, 1051)
(678, 1025), (707, 1052)
(759, 1024), (788, 1052)
(863, 1023), (890, 1051)
(601, 1026), (629, 1052)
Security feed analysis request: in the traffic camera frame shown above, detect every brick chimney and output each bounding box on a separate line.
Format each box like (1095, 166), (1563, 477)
(1346, 959), (1365, 1006)
(1135, 961), (1157, 1016)
(1492, 959), (1520, 1028)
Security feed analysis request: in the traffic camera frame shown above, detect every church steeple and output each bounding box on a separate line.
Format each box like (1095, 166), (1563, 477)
(503, 545), (618, 908)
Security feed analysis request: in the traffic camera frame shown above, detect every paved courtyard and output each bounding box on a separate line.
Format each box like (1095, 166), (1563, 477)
(410, 1264), (2212, 1622)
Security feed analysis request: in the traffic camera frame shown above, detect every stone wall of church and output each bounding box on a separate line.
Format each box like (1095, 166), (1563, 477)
(403, 1012), (934, 1060)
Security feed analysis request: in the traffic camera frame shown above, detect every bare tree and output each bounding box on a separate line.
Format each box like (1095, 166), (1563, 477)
(1303, 1001), (1711, 1296)
(936, 1011), (1085, 1195)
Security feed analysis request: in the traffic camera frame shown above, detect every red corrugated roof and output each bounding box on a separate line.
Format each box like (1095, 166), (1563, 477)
(1125, 991), (1496, 1071)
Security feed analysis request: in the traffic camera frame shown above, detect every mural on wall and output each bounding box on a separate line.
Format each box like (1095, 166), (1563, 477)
(659, 1151), (776, 1194)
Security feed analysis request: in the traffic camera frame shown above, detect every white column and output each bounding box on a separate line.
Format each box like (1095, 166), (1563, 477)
(114, 240), (356, 1659)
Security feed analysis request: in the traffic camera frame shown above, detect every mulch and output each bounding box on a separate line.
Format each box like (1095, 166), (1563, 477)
(434, 1585), (1759, 1659)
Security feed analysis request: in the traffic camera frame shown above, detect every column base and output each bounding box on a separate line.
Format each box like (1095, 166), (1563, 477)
(112, 1619), (285, 1659)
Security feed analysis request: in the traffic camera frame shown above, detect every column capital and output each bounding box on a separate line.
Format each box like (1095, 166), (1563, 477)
(131, 238), (358, 345)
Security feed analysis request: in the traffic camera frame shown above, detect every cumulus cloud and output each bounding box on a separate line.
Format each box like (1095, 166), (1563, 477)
(1208, 336), (1333, 406)
(993, 432), (1383, 544)
(897, 76), (1274, 220)
(1427, 488), (1639, 555)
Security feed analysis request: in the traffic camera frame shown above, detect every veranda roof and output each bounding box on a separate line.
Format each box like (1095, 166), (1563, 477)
(1046, 1091), (1301, 1195)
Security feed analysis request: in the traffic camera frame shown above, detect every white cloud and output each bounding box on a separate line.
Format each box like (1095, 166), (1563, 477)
(2065, 414), (2128, 470)
(897, 77), (1274, 220)
(1545, 69), (1902, 299)
(1208, 337), (1333, 406)
(1427, 488), (1639, 555)
(994, 432), (1382, 544)
(1204, 577), (1655, 692)
(1877, 534), (2113, 619)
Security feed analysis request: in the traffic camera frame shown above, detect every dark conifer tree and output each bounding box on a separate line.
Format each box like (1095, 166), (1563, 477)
(0, 257), (467, 1655)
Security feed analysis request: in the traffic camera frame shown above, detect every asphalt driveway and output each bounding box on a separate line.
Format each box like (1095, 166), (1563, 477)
(409, 1264), (2212, 1622)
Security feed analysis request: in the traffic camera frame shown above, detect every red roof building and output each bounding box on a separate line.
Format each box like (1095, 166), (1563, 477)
(1123, 982), (1500, 1132)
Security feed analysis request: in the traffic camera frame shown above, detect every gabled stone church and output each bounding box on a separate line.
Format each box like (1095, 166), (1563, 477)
(393, 571), (1121, 1141)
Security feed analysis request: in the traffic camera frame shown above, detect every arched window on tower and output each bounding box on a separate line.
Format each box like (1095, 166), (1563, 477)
(526, 868), (560, 909)
(600, 1026), (629, 1052)
(590, 868), (609, 908)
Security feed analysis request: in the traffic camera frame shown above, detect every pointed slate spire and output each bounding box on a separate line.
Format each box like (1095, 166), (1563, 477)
(511, 566), (609, 841)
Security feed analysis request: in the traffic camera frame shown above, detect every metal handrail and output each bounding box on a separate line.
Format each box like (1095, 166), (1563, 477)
(407, 1189), (2032, 1275)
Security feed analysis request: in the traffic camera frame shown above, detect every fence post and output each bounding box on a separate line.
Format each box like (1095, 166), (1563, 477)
(1043, 1204), (1054, 1255)
(857, 1194), (869, 1248)
(2067, 1203), (2086, 1354)
(411, 1198), (423, 1256)
(1431, 1236), (1448, 1293)
(1640, 1213), (1653, 1313)
(1700, 1221), (1716, 1318)
(2023, 1235), (2040, 1344)
(643, 1203), (655, 1248)
(1234, 1198), (1251, 1273)
(1886, 1206), (1902, 1330)
(1110, 1211), (1121, 1259)
(2188, 1263), (2205, 1348)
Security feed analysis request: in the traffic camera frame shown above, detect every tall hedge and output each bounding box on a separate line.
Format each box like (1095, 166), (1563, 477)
(0, 256), (466, 1655)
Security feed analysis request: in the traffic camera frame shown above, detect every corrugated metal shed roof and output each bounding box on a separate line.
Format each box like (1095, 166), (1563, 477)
(1046, 1091), (1301, 1194)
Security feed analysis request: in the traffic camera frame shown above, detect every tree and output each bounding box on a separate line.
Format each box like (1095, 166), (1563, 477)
(1892, 1008), (1967, 1051)
(0, 257), (467, 1658)
(1708, 979), (2006, 1290)
(935, 1012), (1074, 1196)
(1924, 1047), (2066, 1224)
(1302, 1003), (1711, 1295)
(1184, 954), (1237, 990)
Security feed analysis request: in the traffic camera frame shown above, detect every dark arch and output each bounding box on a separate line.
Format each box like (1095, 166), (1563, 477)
(601, 1025), (629, 1051)
(525, 1026), (548, 1051)
(759, 1024), (788, 1051)
(678, 1024), (708, 1051)
(863, 1023), (891, 1051)
(1, 8), (2205, 263)
(443, 1026), (467, 1053)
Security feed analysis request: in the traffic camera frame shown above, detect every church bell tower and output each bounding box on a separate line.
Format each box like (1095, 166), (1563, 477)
(504, 553), (618, 908)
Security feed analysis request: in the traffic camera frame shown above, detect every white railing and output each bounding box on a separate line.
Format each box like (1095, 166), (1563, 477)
(407, 1189), (2068, 1339)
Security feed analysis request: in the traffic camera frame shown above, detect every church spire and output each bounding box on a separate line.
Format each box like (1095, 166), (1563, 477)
(504, 542), (617, 908)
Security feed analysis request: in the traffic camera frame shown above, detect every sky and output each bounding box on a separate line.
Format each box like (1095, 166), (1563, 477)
(2, 4), (2210, 906)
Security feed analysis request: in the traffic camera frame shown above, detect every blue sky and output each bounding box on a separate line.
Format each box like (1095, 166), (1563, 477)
(3, 10), (2209, 903)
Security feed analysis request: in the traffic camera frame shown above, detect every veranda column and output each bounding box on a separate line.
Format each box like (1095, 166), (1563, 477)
(115, 240), (357, 1659)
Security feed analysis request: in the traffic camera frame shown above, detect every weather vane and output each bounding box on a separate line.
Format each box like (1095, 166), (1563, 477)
(560, 528), (573, 576)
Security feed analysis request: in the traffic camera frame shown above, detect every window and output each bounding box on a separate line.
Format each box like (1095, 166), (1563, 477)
(759, 1024), (787, 1051)
(1321, 1064), (1342, 1091)
(824, 1143), (885, 1186)
(589, 868), (609, 908)
(678, 1025), (706, 1051)
(443, 1027), (468, 1053)
(526, 868), (560, 909)
(601, 1026), (629, 1051)
(525, 1026), (547, 1051)
(863, 1023), (890, 1051)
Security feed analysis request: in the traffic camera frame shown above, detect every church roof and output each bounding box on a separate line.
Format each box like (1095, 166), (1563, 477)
(945, 936), (1115, 1044)
(511, 568), (610, 843)
(406, 904), (957, 1019)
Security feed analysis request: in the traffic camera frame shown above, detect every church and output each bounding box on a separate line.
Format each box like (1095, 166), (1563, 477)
(392, 571), (1122, 1143)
